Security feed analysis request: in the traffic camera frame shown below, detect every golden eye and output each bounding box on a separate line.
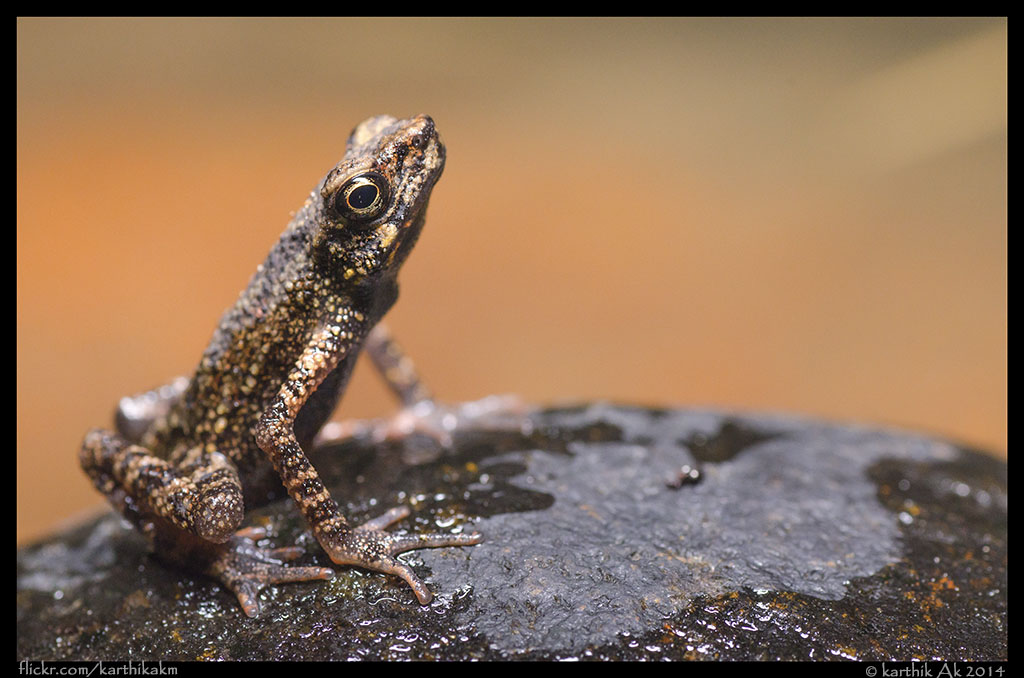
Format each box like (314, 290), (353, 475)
(333, 172), (389, 222)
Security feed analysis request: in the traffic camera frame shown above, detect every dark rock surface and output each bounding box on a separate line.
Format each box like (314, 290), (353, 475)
(17, 404), (1006, 660)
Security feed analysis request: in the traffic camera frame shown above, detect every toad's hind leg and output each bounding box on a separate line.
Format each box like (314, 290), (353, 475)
(82, 429), (334, 617)
(197, 510), (472, 616)
(80, 428), (245, 542)
(114, 377), (190, 444)
(195, 526), (334, 618)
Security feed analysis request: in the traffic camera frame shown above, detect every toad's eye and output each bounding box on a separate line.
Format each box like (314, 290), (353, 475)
(332, 172), (390, 223)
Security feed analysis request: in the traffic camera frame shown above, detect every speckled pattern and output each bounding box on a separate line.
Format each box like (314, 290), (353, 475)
(79, 115), (481, 617)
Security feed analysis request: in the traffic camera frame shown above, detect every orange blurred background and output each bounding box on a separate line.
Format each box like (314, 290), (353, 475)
(17, 18), (1006, 544)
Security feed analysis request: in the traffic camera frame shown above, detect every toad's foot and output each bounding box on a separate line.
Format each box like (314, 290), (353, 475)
(208, 526), (335, 618)
(318, 506), (483, 605)
(315, 394), (533, 451)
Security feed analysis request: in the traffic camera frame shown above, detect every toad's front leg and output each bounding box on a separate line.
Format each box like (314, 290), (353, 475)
(316, 324), (530, 450)
(256, 325), (482, 604)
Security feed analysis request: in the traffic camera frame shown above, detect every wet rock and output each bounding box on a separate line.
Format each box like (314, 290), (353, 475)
(17, 404), (1006, 660)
